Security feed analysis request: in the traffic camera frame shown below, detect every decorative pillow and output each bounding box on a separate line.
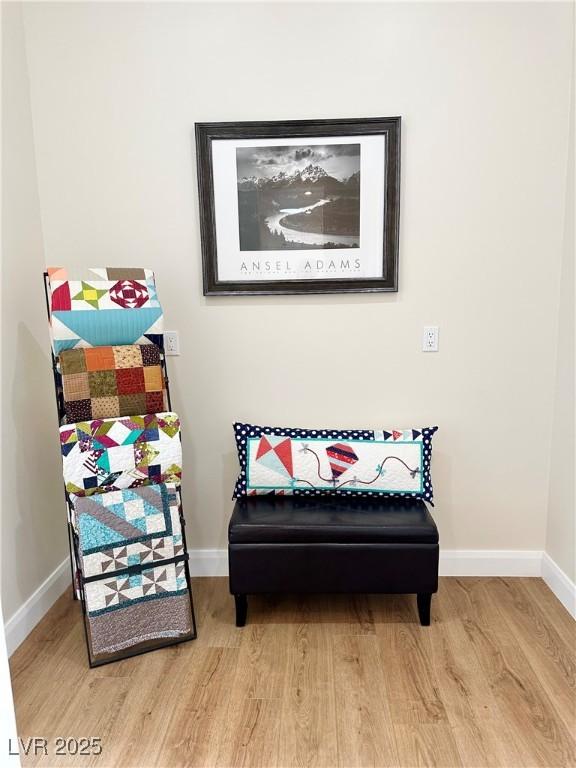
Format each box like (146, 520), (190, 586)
(60, 412), (182, 496)
(233, 422), (438, 504)
(59, 343), (167, 422)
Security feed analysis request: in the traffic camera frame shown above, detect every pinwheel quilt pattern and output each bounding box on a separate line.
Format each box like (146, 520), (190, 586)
(73, 483), (192, 659)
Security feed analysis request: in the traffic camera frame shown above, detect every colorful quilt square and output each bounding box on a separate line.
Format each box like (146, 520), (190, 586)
(88, 370), (117, 397)
(138, 427), (160, 443)
(60, 348), (87, 375)
(143, 366), (163, 392)
(145, 392), (165, 413)
(141, 344), (161, 366)
(91, 397), (121, 419)
(62, 372), (90, 401)
(84, 347), (116, 371)
(110, 280), (149, 309)
(119, 393), (147, 416)
(60, 412), (182, 496)
(113, 345), (143, 369)
(67, 399), (93, 421)
(115, 367), (145, 395)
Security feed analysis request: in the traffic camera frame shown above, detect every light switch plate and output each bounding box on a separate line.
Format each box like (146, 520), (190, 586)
(422, 326), (439, 352)
(164, 331), (180, 356)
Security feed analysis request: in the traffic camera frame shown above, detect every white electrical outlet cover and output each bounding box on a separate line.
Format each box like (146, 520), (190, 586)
(165, 331), (180, 356)
(422, 326), (439, 352)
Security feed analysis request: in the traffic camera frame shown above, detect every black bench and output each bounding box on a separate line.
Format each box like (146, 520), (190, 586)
(228, 495), (439, 627)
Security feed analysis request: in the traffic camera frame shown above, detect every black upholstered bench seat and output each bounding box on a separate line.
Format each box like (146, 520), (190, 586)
(229, 496), (438, 544)
(228, 496), (439, 628)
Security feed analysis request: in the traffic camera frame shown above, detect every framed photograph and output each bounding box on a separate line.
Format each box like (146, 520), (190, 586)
(195, 117), (400, 295)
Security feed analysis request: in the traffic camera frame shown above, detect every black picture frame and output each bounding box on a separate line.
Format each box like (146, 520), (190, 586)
(195, 117), (401, 296)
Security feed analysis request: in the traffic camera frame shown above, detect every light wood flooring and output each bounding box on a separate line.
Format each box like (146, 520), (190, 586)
(10, 577), (576, 768)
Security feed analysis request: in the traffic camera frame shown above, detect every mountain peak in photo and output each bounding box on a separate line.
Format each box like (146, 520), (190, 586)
(238, 163), (359, 193)
(297, 164), (329, 182)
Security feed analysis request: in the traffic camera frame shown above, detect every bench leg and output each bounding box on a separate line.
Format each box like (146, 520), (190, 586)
(234, 594), (247, 627)
(417, 593), (432, 626)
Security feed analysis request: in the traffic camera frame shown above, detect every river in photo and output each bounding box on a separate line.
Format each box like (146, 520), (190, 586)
(265, 199), (360, 247)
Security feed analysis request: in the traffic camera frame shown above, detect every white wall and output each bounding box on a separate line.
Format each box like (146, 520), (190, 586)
(546, 62), (575, 584)
(4, 2), (573, 596)
(1, 3), (68, 623)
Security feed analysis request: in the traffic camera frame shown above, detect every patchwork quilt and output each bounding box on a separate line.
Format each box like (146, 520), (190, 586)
(46, 267), (164, 355)
(60, 344), (167, 422)
(73, 484), (192, 659)
(60, 412), (182, 496)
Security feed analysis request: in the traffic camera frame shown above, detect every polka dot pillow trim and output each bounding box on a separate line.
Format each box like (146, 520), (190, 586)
(59, 344), (167, 423)
(233, 422), (438, 504)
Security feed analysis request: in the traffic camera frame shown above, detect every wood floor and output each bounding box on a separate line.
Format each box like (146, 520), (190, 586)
(10, 577), (576, 768)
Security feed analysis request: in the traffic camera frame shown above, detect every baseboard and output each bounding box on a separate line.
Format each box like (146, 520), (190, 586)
(187, 548), (545, 578)
(541, 552), (576, 619)
(439, 549), (542, 577)
(188, 548), (228, 577)
(4, 558), (71, 657)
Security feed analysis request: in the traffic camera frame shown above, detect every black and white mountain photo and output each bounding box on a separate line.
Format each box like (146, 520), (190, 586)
(236, 144), (360, 251)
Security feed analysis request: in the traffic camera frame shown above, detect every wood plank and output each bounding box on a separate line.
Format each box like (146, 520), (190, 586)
(215, 623), (289, 767)
(326, 593), (376, 635)
(13, 622), (92, 740)
(245, 591), (376, 635)
(378, 621), (449, 726)
(430, 582), (529, 767)
(522, 578), (576, 649)
(369, 593), (418, 625)
(485, 578), (576, 735)
(243, 593), (317, 626)
(447, 578), (576, 767)
(101, 643), (191, 767)
(376, 608), (464, 768)
(332, 635), (398, 767)
(156, 646), (239, 767)
(22, 675), (132, 768)
(278, 623), (338, 767)
(393, 724), (464, 768)
(216, 698), (281, 768)
(229, 623), (290, 700)
(193, 576), (242, 649)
